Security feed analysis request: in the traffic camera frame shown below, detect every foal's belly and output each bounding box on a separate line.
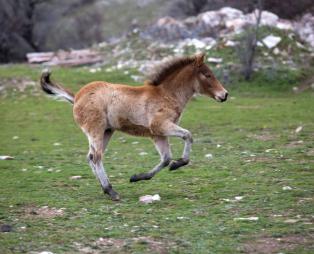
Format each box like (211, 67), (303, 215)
(116, 117), (152, 137)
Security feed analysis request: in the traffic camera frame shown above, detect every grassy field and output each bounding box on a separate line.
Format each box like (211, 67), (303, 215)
(0, 65), (313, 253)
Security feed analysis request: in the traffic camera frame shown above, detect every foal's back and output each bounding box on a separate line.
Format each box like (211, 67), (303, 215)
(73, 81), (163, 137)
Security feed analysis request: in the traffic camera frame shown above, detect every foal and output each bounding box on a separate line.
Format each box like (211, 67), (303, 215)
(40, 53), (228, 200)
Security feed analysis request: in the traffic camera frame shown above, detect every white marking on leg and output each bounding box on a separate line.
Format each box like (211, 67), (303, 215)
(86, 132), (113, 191)
(162, 123), (192, 161)
(147, 137), (171, 176)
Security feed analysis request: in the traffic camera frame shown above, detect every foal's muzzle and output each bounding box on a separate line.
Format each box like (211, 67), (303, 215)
(215, 91), (228, 102)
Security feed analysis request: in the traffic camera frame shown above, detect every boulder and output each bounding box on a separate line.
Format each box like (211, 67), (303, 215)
(295, 13), (314, 48)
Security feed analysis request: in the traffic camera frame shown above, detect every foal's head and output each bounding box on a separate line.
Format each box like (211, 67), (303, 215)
(193, 53), (228, 102)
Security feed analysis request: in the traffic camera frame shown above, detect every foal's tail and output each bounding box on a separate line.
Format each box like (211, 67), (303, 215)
(40, 70), (75, 104)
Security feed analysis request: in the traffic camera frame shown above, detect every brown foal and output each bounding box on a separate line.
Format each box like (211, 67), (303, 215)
(40, 53), (228, 200)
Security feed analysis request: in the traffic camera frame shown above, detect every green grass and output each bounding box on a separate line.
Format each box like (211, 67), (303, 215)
(0, 65), (313, 253)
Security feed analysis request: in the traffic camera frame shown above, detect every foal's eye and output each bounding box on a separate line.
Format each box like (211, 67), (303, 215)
(204, 74), (211, 79)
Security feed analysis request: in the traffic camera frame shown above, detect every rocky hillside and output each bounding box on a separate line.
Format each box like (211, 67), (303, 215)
(1, 0), (313, 62)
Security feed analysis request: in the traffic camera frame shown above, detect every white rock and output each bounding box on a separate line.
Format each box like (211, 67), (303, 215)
(276, 20), (293, 30)
(139, 152), (148, 156)
(219, 7), (244, 20)
(198, 11), (222, 27)
(260, 10), (279, 26)
(282, 186), (292, 190)
(296, 42), (306, 49)
(234, 217), (259, 221)
(205, 153), (213, 159)
(225, 18), (247, 33)
(295, 126), (303, 133)
(132, 141), (139, 145)
(273, 48), (280, 55)
(12, 136), (19, 140)
(38, 252), (54, 254)
(139, 194), (161, 204)
(53, 142), (61, 146)
(70, 175), (82, 180)
(187, 38), (206, 49)
(257, 41), (264, 47)
(234, 196), (243, 201)
(222, 198), (231, 202)
(207, 57), (222, 63)
(265, 149), (276, 153)
(262, 35), (281, 49)
(0, 155), (14, 160)
(225, 40), (237, 47)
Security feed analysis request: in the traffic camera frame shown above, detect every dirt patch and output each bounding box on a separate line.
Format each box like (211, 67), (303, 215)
(248, 132), (277, 141)
(285, 140), (305, 148)
(242, 234), (314, 254)
(0, 77), (37, 94)
(74, 236), (175, 254)
(24, 205), (65, 218)
(306, 148), (314, 156)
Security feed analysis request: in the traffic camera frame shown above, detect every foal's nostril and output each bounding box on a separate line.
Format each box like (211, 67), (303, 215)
(225, 92), (229, 100)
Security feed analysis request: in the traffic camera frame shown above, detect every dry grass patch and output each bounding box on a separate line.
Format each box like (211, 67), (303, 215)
(23, 205), (65, 219)
(242, 234), (314, 254)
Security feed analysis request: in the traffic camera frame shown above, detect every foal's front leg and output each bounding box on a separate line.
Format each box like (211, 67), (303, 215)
(130, 136), (171, 182)
(159, 122), (193, 171)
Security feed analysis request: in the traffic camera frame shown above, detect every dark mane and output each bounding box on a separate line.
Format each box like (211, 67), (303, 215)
(147, 56), (195, 86)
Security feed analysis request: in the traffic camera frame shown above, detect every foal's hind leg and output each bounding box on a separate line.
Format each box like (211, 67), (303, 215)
(130, 136), (171, 182)
(87, 130), (119, 201)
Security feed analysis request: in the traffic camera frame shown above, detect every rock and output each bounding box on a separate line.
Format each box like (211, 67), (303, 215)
(282, 186), (292, 190)
(205, 153), (213, 159)
(234, 217), (259, 221)
(0, 155), (14, 160)
(295, 13), (314, 48)
(207, 57), (222, 63)
(139, 194), (160, 204)
(70, 175), (82, 180)
(295, 126), (303, 133)
(234, 196), (243, 201)
(139, 152), (148, 156)
(262, 35), (282, 49)
(219, 7), (244, 20)
(225, 18), (247, 33)
(273, 47), (280, 55)
(225, 40), (237, 47)
(276, 20), (293, 30)
(260, 10), (279, 26)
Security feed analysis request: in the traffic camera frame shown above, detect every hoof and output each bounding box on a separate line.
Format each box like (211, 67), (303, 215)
(169, 158), (189, 171)
(130, 173), (152, 182)
(104, 188), (120, 201)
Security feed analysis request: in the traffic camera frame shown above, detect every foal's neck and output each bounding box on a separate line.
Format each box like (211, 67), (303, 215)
(160, 71), (196, 109)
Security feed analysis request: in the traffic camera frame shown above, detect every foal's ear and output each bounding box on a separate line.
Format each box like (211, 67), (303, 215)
(194, 53), (205, 67)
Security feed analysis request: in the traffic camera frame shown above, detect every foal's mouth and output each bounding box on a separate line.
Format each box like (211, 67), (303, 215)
(214, 92), (228, 102)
